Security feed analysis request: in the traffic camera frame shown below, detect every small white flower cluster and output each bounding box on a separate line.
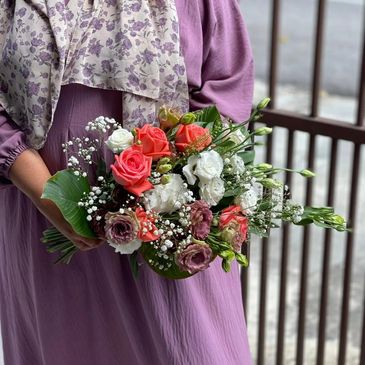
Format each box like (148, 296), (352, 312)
(85, 116), (119, 134)
(63, 137), (100, 177)
(147, 203), (193, 271)
(149, 171), (162, 185)
(78, 176), (112, 221)
(283, 200), (304, 223)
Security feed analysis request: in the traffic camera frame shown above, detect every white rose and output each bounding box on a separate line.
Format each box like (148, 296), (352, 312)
(229, 155), (246, 174)
(144, 174), (189, 213)
(235, 188), (258, 214)
(182, 155), (199, 185)
(109, 239), (142, 255)
(199, 177), (225, 206)
(194, 150), (224, 184)
(105, 128), (134, 153)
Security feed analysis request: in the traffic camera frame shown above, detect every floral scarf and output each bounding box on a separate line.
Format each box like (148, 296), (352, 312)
(0, 0), (189, 149)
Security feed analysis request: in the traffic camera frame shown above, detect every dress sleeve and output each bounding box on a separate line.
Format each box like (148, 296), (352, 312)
(0, 105), (30, 184)
(189, 0), (254, 123)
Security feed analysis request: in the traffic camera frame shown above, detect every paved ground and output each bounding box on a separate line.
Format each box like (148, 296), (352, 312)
(241, 0), (364, 97)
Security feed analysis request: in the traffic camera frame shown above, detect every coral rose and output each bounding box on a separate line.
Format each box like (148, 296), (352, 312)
(111, 145), (153, 196)
(135, 124), (171, 161)
(175, 124), (212, 152)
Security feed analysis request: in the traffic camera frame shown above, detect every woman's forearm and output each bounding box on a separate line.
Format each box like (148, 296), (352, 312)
(8, 149), (102, 250)
(8, 149), (52, 204)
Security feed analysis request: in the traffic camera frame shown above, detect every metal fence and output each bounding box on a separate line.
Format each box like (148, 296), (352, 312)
(241, 1), (365, 364)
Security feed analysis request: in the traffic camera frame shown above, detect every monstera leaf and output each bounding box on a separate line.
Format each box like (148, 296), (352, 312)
(140, 244), (193, 280)
(42, 170), (96, 238)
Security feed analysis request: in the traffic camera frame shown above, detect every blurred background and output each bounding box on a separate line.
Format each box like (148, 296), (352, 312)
(239, 0), (365, 364)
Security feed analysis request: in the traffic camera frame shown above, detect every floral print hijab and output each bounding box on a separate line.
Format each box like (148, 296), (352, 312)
(0, 0), (189, 149)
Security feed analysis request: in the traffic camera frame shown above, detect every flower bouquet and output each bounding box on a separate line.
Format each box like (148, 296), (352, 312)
(41, 99), (347, 279)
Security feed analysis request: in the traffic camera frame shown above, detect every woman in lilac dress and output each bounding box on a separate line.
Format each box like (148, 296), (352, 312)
(0, 1), (254, 364)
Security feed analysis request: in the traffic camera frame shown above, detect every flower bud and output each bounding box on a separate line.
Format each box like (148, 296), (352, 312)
(219, 249), (235, 261)
(260, 178), (282, 189)
(180, 112), (196, 125)
(257, 97), (271, 110)
(300, 169), (316, 178)
(254, 127), (272, 136)
(157, 157), (171, 166)
(221, 227), (236, 244)
(256, 163), (272, 171)
(160, 175), (171, 185)
(212, 217), (219, 227)
(157, 164), (173, 174)
(158, 107), (181, 130)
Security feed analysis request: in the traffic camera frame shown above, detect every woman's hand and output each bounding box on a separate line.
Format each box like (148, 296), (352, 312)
(9, 149), (103, 251)
(35, 198), (103, 251)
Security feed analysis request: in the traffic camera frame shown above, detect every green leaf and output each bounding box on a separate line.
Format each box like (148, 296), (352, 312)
(222, 258), (232, 273)
(194, 106), (223, 137)
(41, 227), (78, 264)
(224, 187), (241, 198)
(237, 150), (255, 165)
(42, 170), (96, 238)
(129, 251), (140, 279)
(140, 244), (193, 280)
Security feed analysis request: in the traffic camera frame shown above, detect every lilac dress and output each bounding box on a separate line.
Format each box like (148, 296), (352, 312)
(0, 1), (254, 364)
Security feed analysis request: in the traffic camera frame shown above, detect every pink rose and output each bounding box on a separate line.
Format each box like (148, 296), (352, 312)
(135, 124), (171, 161)
(111, 145), (153, 196)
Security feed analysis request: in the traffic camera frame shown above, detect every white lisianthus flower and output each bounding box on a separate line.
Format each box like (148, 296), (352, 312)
(182, 155), (199, 185)
(194, 150), (224, 184)
(199, 177), (225, 206)
(109, 239), (142, 255)
(229, 155), (246, 174)
(144, 174), (189, 213)
(225, 128), (246, 146)
(235, 188), (258, 214)
(105, 128), (134, 153)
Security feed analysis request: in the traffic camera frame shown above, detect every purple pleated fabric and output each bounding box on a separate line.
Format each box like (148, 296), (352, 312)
(0, 1), (254, 364)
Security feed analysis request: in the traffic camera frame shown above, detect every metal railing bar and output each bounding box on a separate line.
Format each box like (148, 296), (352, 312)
(269, 0), (281, 109)
(261, 110), (365, 144)
(257, 133), (274, 365)
(359, 279), (365, 365)
(311, 0), (327, 117)
(356, 11), (365, 127)
(276, 130), (296, 365)
(316, 138), (338, 365)
(241, 239), (250, 320)
(296, 134), (317, 365)
(338, 143), (362, 365)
